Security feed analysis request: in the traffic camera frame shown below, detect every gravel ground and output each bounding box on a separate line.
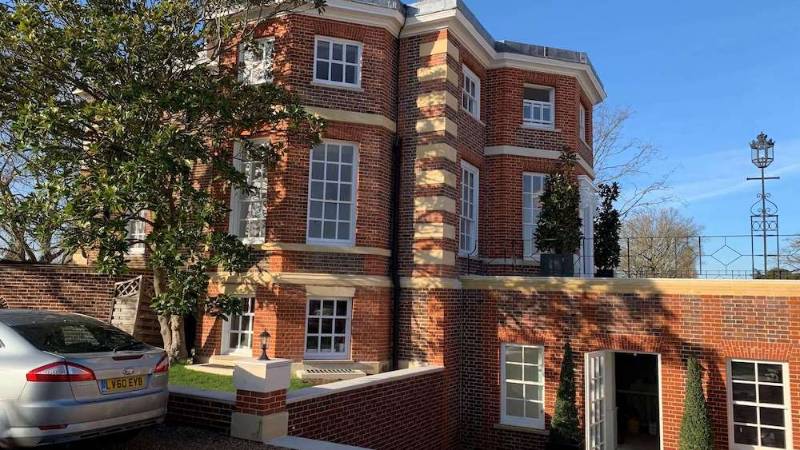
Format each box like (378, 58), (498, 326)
(48, 424), (287, 450)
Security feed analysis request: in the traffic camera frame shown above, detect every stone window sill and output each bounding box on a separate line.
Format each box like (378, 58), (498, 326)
(494, 423), (549, 436)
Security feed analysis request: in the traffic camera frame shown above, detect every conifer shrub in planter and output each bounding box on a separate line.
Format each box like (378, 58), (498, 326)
(547, 342), (582, 450)
(594, 182), (621, 278)
(534, 151), (583, 277)
(678, 356), (714, 450)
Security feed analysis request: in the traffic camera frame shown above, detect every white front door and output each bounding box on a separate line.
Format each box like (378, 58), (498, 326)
(586, 351), (616, 450)
(221, 297), (256, 355)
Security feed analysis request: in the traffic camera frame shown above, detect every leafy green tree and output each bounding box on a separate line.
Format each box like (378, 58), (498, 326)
(679, 356), (714, 450)
(547, 342), (581, 449)
(0, 0), (325, 360)
(534, 150), (583, 255)
(593, 182), (621, 275)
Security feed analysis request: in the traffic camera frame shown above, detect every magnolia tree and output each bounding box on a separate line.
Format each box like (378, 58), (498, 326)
(0, 0), (325, 360)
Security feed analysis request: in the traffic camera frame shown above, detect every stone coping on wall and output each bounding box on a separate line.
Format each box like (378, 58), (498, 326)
(460, 275), (800, 297)
(286, 366), (444, 404)
(169, 384), (236, 404)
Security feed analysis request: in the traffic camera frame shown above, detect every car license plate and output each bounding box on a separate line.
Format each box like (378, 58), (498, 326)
(100, 375), (146, 394)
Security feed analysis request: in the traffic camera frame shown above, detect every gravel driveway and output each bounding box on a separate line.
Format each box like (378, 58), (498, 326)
(51, 424), (287, 450)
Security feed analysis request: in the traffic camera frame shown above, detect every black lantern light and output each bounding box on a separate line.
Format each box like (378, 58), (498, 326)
(750, 131), (775, 169)
(258, 329), (270, 361)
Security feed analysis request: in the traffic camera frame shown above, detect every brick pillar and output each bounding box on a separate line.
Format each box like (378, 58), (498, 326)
(230, 358), (290, 443)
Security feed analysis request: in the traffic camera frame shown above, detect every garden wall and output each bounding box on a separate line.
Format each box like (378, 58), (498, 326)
(167, 386), (235, 434)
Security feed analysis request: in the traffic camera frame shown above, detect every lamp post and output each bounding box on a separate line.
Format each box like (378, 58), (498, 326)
(258, 329), (270, 361)
(747, 132), (780, 277)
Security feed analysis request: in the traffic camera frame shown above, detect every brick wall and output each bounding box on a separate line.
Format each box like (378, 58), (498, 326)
(0, 263), (139, 321)
(167, 389), (234, 434)
(286, 367), (455, 449)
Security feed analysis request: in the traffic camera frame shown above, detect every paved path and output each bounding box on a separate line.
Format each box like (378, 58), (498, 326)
(52, 424), (287, 449)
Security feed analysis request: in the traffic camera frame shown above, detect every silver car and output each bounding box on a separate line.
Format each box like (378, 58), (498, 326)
(0, 310), (169, 447)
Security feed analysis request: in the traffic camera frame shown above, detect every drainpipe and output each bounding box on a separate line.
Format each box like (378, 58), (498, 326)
(390, 10), (408, 371)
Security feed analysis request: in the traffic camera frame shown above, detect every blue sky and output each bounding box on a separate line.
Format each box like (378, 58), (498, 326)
(468, 0), (800, 236)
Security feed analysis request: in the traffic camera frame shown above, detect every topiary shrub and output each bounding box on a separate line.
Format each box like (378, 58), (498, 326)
(547, 342), (582, 450)
(678, 356), (714, 450)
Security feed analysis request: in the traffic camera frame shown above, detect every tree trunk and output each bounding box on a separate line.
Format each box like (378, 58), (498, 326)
(152, 267), (189, 362)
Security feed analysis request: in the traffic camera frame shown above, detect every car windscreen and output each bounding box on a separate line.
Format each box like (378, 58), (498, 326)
(10, 314), (147, 354)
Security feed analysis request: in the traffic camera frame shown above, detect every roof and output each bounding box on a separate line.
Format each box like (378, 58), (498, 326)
(343, 0), (603, 92)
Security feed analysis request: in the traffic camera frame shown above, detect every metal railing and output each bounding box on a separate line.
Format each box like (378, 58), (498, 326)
(460, 234), (800, 279)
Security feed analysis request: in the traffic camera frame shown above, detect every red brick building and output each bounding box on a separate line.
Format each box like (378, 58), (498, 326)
(158, 1), (798, 449)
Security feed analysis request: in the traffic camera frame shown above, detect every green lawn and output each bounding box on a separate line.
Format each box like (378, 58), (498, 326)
(168, 364), (315, 393)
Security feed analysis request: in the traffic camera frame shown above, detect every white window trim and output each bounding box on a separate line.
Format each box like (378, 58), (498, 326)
(305, 140), (359, 246)
(459, 160), (479, 257)
(312, 36), (363, 89)
(727, 359), (793, 450)
(500, 343), (545, 429)
(303, 297), (352, 361)
(229, 139), (268, 245)
(462, 65), (480, 120)
(522, 172), (546, 261)
(238, 37), (275, 85)
(579, 103), (588, 144)
(522, 84), (555, 129)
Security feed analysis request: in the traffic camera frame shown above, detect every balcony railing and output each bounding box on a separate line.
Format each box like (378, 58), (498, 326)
(460, 234), (800, 280)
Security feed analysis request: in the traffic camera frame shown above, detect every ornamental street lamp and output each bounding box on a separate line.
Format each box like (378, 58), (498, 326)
(258, 329), (270, 361)
(747, 132), (780, 277)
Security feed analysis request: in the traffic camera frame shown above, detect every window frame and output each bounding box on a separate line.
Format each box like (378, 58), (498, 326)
(462, 65), (480, 120)
(238, 37), (275, 85)
(578, 103), (587, 144)
(459, 160), (479, 257)
(727, 359), (792, 450)
(221, 297), (256, 355)
(312, 36), (363, 89)
(522, 85), (555, 129)
(125, 211), (146, 255)
(305, 140), (359, 246)
(500, 343), (546, 429)
(229, 139), (268, 245)
(522, 172), (546, 260)
(303, 297), (352, 361)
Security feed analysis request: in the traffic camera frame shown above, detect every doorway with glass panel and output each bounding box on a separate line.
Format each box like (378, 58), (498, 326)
(221, 297), (256, 356)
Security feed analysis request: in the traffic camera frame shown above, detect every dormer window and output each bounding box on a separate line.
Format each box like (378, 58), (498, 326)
(522, 86), (554, 128)
(238, 38), (274, 85)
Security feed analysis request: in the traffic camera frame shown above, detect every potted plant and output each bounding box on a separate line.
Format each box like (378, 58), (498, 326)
(593, 182), (621, 277)
(534, 150), (583, 276)
(547, 342), (582, 450)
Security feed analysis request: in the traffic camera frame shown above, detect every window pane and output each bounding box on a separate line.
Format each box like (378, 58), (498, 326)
(506, 399), (524, 418)
(345, 65), (356, 84)
(310, 181), (324, 199)
(524, 385), (542, 401)
(322, 301), (335, 316)
(325, 163), (339, 181)
(760, 407), (785, 427)
(733, 405), (757, 424)
(760, 428), (786, 449)
(316, 40), (329, 59)
(339, 184), (352, 201)
(334, 318), (347, 334)
(759, 384), (784, 405)
(309, 300), (321, 316)
(340, 165), (353, 183)
(315, 61), (329, 80)
(311, 146), (325, 161)
(308, 220), (322, 238)
(338, 203), (351, 220)
(506, 382), (523, 399)
(337, 222), (350, 240)
(505, 363), (522, 380)
(523, 365), (540, 383)
(332, 43), (343, 61)
(523, 347), (540, 364)
(331, 63), (344, 82)
(345, 45), (358, 63)
(325, 182), (338, 200)
(525, 401), (542, 419)
(732, 361), (756, 381)
(324, 203), (337, 220)
(307, 318), (319, 334)
(306, 336), (318, 352)
(321, 318), (333, 334)
(309, 201), (323, 219)
(759, 364), (783, 383)
(734, 425), (758, 445)
(334, 336), (346, 353)
(523, 87), (550, 102)
(505, 346), (522, 363)
(733, 382), (756, 402)
(320, 336), (332, 352)
(341, 146), (354, 164)
(336, 301), (348, 316)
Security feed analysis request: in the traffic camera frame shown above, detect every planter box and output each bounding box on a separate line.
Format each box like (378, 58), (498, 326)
(540, 254), (575, 277)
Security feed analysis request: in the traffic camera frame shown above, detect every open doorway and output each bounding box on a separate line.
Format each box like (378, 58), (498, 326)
(615, 353), (660, 450)
(584, 351), (662, 450)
